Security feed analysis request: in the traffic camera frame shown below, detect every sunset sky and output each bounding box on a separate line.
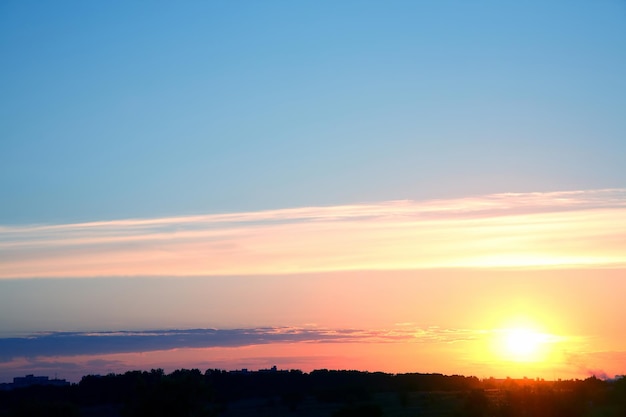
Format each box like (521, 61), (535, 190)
(1, 1), (625, 383)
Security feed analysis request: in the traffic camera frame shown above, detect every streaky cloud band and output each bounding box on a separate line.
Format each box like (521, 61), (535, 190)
(1, 189), (625, 278)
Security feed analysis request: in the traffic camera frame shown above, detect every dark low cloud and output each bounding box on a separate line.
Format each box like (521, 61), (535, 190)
(0, 328), (323, 361)
(0, 326), (475, 361)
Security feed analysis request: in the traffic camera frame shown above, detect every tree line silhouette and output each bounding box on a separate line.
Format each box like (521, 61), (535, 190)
(0, 368), (624, 417)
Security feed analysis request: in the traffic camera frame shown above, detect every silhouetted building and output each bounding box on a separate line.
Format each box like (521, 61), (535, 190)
(10, 374), (69, 389)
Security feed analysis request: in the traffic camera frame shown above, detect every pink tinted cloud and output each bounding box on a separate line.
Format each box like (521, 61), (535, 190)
(1, 189), (625, 278)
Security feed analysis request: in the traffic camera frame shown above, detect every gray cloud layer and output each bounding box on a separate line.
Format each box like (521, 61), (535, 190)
(0, 326), (476, 362)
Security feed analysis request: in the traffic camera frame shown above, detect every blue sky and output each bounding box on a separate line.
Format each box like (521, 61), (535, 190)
(1, 1), (626, 382)
(2, 1), (625, 224)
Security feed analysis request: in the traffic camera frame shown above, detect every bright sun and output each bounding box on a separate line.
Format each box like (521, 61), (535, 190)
(482, 315), (568, 376)
(498, 327), (550, 362)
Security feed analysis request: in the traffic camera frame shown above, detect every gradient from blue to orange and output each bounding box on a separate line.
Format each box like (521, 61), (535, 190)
(1, 1), (625, 382)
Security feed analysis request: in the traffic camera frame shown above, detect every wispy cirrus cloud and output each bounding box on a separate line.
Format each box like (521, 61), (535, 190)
(1, 189), (625, 278)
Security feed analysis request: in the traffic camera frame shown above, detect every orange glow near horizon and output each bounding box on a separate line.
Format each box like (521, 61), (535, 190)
(0, 303), (621, 383)
(0, 330), (590, 384)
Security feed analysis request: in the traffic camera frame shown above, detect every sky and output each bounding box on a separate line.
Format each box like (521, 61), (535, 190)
(1, 1), (625, 383)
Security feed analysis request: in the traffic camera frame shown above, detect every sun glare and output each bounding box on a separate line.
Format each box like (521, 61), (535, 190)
(504, 328), (543, 359)
(496, 327), (554, 363)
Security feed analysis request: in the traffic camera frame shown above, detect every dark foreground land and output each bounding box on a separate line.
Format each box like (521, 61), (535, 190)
(1, 369), (625, 417)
